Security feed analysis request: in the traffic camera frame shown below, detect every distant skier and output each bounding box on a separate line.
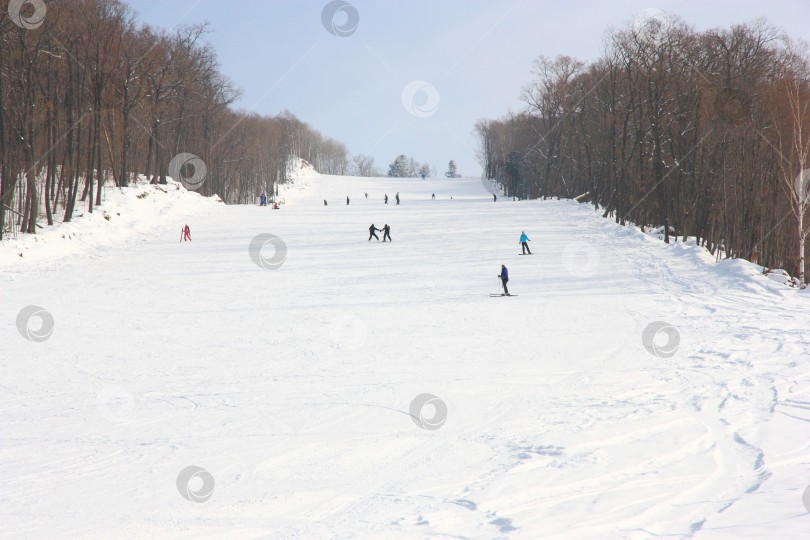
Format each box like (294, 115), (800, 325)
(260, 193), (267, 206)
(347, 196), (350, 205)
(493, 193), (497, 202)
(182, 224), (191, 242)
(432, 193), (435, 200)
(421, 173), (426, 180)
(369, 224), (381, 241)
(324, 199), (328, 206)
(382, 224), (391, 242)
(395, 192), (400, 205)
(520, 231), (531, 254)
(365, 192), (368, 198)
(273, 202), (279, 209)
(499, 264), (509, 295)
(384, 194), (388, 204)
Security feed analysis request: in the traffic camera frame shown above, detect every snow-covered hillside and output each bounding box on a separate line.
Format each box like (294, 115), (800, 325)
(2, 172), (809, 539)
(0, 178), (222, 267)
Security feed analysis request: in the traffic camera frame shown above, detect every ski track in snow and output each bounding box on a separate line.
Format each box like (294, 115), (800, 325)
(2, 175), (810, 539)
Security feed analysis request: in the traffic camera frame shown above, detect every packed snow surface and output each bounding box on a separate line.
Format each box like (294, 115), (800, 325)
(2, 173), (809, 539)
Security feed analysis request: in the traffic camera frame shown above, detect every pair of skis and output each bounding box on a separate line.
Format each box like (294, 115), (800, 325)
(492, 276), (517, 297)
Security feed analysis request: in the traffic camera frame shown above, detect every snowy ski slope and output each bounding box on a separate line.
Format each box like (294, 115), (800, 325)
(2, 173), (810, 539)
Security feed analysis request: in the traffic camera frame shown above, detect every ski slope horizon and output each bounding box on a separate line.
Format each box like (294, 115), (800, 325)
(3, 170), (810, 539)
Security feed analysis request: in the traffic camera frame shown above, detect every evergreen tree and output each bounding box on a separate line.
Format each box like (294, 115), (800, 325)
(388, 155), (409, 177)
(445, 160), (461, 178)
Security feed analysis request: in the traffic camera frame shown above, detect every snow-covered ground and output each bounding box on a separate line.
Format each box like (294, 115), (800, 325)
(2, 172), (809, 539)
(0, 178), (222, 267)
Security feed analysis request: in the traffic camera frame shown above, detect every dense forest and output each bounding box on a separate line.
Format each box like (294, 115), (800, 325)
(476, 16), (810, 284)
(0, 0), (348, 240)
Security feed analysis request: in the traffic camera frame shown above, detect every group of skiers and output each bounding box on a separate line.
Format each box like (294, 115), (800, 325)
(186, 188), (529, 296)
(368, 223), (392, 242)
(259, 193), (279, 209)
(327, 191), (499, 204)
(325, 192), (400, 206)
(360, 204), (529, 295)
(495, 232), (532, 295)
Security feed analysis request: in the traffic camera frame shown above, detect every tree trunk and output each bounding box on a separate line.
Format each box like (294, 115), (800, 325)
(799, 212), (805, 285)
(121, 81), (130, 186)
(95, 94), (104, 206)
(24, 164), (37, 233)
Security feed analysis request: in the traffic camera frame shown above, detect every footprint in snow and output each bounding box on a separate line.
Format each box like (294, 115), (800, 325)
(451, 499), (477, 511)
(516, 444), (564, 459)
(490, 517), (517, 532)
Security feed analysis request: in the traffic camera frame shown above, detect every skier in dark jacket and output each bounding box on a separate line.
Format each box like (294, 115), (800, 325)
(382, 224), (391, 242)
(395, 192), (400, 205)
(493, 193), (497, 202)
(384, 194), (388, 204)
(369, 224), (381, 241)
(324, 199), (328, 206)
(499, 265), (509, 295)
(519, 231), (531, 254)
(346, 196), (350, 205)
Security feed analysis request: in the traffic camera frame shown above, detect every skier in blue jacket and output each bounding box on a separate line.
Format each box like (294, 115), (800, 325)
(499, 265), (509, 295)
(519, 231), (531, 254)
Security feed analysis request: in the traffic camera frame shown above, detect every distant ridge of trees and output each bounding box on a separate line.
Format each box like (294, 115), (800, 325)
(476, 16), (810, 284)
(0, 0), (348, 239)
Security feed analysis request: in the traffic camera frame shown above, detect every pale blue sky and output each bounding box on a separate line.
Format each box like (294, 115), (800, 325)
(129, 0), (809, 177)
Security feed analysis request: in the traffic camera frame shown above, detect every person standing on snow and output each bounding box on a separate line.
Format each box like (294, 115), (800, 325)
(432, 193), (435, 200)
(324, 199), (328, 206)
(384, 194), (388, 204)
(519, 231), (531, 254)
(395, 192), (400, 205)
(346, 196), (350, 205)
(182, 224), (191, 242)
(382, 224), (392, 242)
(369, 224), (381, 241)
(499, 264), (509, 295)
(493, 193), (497, 202)
(365, 192), (368, 198)
(260, 193), (267, 206)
